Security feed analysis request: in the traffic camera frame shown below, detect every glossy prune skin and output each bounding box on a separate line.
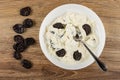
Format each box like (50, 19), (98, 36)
(73, 50), (82, 61)
(23, 18), (34, 28)
(20, 7), (31, 16)
(25, 38), (35, 46)
(13, 24), (25, 34)
(14, 35), (24, 43)
(21, 59), (33, 69)
(82, 24), (91, 35)
(56, 49), (66, 57)
(53, 23), (65, 29)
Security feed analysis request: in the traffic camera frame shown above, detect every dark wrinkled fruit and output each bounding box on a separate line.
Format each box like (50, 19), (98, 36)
(13, 42), (27, 52)
(25, 38), (35, 46)
(20, 7), (31, 16)
(13, 51), (22, 60)
(82, 24), (91, 35)
(14, 35), (24, 43)
(53, 23), (65, 29)
(56, 49), (66, 57)
(23, 18), (34, 28)
(13, 24), (25, 34)
(16, 42), (27, 52)
(21, 59), (33, 69)
(73, 50), (82, 61)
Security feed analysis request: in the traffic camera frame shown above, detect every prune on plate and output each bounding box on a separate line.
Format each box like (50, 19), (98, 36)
(56, 49), (66, 57)
(21, 59), (33, 69)
(25, 38), (35, 46)
(23, 18), (34, 28)
(20, 7), (31, 16)
(13, 24), (25, 34)
(82, 24), (91, 35)
(53, 23), (65, 29)
(14, 35), (24, 43)
(13, 51), (22, 60)
(73, 50), (82, 61)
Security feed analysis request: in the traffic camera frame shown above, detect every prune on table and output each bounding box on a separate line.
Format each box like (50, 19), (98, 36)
(23, 18), (34, 28)
(16, 42), (27, 52)
(82, 24), (91, 35)
(13, 51), (22, 60)
(53, 23), (65, 29)
(73, 50), (82, 61)
(20, 7), (31, 16)
(13, 24), (25, 34)
(21, 59), (33, 69)
(13, 42), (27, 52)
(56, 49), (66, 57)
(25, 38), (35, 46)
(14, 35), (24, 43)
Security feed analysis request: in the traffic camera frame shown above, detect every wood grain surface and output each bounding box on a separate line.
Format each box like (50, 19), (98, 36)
(0, 0), (120, 80)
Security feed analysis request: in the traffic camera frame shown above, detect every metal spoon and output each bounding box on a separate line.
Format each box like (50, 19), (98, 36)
(73, 35), (107, 71)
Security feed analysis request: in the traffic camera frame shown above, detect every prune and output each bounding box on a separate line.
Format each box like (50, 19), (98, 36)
(82, 24), (91, 35)
(23, 18), (34, 28)
(13, 51), (22, 60)
(16, 42), (27, 52)
(53, 23), (65, 29)
(73, 50), (82, 61)
(13, 24), (25, 34)
(13, 42), (27, 52)
(25, 38), (35, 46)
(20, 7), (31, 16)
(14, 35), (24, 43)
(21, 59), (33, 69)
(56, 49), (66, 57)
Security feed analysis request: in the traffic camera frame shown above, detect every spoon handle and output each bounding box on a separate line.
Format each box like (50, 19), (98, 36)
(82, 42), (107, 71)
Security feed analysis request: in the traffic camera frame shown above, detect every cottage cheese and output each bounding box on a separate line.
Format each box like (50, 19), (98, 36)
(44, 12), (99, 64)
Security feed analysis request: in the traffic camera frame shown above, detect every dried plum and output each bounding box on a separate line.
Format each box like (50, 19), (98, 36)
(14, 35), (24, 43)
(20, 7), (31, 16)
(21, 59), (33, 69)
(56, 49), (66, 57)
(13, 24), (25, 34)
(73, 50), (82, 61)
(25, 38), (35, 46)
(17, 42), (27, 52)
(82, 24), (91, 35)
(53, 23), (65, 29)
(13, 42), (27, 52)
(23, 18), (34, 28)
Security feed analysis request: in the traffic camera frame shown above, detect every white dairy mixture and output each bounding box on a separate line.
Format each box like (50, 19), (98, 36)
(44, 12), (99, 64)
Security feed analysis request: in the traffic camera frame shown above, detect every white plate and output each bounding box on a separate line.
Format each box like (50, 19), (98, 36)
(39, 4), (106, 70)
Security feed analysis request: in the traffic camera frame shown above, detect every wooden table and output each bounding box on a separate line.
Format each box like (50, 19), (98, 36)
(0, 0), (120, 80)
